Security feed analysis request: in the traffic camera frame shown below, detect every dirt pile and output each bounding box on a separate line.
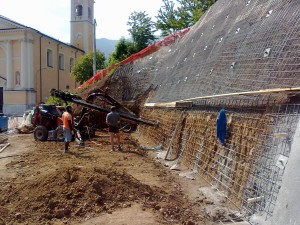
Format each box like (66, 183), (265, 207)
(1, 166), (196, 224)
(0, 133), (219, 225)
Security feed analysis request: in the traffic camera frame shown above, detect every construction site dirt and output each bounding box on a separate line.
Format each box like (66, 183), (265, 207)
(0, 131), (230, 225)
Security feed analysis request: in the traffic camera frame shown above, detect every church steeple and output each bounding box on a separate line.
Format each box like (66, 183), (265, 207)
(70, 0), (95, 53)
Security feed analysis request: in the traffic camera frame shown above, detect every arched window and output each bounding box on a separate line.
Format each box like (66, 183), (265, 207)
(88, 7), (92, 19)
(76, 5), (83, 16)
(15, 71), (20, 86)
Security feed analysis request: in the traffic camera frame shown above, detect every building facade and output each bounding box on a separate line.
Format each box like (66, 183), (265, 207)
(0, 0), (95, 115)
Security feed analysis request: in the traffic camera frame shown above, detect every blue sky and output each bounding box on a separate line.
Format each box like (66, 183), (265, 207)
(1, 0), (164, 43)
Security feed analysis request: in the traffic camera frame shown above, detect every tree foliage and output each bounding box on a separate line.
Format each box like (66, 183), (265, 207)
(156, 0), (217, 36)
(109, 11), (157, 64)
(127, 11), (157, 52)
(155, 0), (180, 36)
(46, 96), (66, 106)
(107, 37), (136, 66)
(71, 51), (105, 84)
(110, 0), (217, 62)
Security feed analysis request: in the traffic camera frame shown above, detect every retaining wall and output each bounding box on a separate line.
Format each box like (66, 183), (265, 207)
(81, 0), (300, 223)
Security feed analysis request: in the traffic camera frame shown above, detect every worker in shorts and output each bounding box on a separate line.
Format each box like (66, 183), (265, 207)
(106, 106), (121, 152)
(62, 105), (73, 153)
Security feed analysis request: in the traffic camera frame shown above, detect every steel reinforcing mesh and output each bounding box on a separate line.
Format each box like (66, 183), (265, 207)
(136, 103), (300, 220)
(90, 0), (300, 221)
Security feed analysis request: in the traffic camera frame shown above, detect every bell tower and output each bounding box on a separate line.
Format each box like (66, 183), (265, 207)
(70, 0), (95, 53)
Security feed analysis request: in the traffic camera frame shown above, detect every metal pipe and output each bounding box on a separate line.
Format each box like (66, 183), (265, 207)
(50, 88), (158, 126)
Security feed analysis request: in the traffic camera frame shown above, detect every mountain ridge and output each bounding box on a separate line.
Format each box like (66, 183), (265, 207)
(96, 38), (118, 58)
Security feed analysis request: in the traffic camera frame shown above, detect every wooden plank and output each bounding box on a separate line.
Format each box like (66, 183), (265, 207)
(0, 143), (10, 153)
(224, 222), (250, 225)
(144, 87), (300, 108)
(144, 102), (176, 107)
(178, 87), (300, 102)
(175, 101), (193, 108)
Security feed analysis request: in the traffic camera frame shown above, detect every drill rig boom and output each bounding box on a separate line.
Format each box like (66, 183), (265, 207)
(50, 88), (158, 126)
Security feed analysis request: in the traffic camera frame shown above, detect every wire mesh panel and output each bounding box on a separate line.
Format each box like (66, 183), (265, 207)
(82, 0), (300, 222)
(138, 103), (300, 221)
(242, 104), (300, 218)
(114, 0), (300, 104)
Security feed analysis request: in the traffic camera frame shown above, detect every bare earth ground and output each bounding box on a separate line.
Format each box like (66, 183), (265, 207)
(0, 130), (229, 225)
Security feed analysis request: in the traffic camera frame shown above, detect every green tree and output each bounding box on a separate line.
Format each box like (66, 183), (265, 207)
(155, 0), (180, 37)
(46, 96), (66, 106)
(71, 51), (105, 84)
(176, 0), (206, 27)
(127, 11), (157, 51)
(156, 0), (217, 36)
(201, 0), (218, 11)
(107, 37), (136, 66)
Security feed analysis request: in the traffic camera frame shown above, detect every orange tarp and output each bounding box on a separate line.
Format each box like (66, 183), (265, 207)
(77, 27), (190, 89)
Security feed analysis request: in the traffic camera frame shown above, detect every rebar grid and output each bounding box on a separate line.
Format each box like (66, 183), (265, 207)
(87, 1), (300, 221)
(138, 103), (300, 221)
(137, 109), (184, 152)
(243, 104), (300, 219)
